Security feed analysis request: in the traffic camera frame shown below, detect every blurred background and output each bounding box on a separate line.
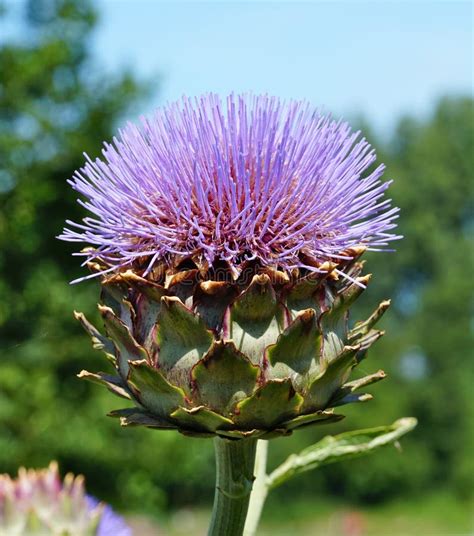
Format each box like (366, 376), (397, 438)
(0, 0), (472, 534)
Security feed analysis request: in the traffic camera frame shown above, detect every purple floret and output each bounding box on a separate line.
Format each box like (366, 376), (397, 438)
(59, 93), (400, 281)
(86, 496), (132, 536)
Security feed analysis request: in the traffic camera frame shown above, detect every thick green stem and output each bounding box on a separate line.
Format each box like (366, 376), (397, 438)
(208, 437), (257, 536)
(244, 440), (269, 536)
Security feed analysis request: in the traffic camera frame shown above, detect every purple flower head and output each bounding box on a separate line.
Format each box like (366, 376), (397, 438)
(59, 94), (400, 282)
(0, 462), (131, 535)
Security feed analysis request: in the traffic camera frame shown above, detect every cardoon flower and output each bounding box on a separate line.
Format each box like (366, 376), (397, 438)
(59, 93), (401, 536)
(60, 93), (397, 436)
(0, 462), (130, 536)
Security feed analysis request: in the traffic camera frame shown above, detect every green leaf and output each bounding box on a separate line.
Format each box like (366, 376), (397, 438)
(306, 345), (359, 410)
(287, 271), (325, 302)
(192, 341), (259, 413)
(100, 277), (136, 329)
(156, 296), (213, 373)
(259, 428), (293, 439)
(100, 278), (128, 316)
(134, 293), (162, 348)
(332, 392), (373, 406)
(118, 270), (166, 302)
(348, 299), (391, 341)
(319, 275), (371, 361)
(166, 268), (200, 303)
(194, 281), (238, 332)
(267, 417), (418, 489)
(215, 429), (260, 439)
(267, 309), (321, 384)
(281, 410), (345, 431)
(286, 270), (327, 316)
(119, 271), (166, 346)
(330, 369), (386, 405)
(234, 379), (303, 429)
(99, 305), (149, 378)
(232, 274), (278, 322)
(127, 360), (186, 417)
(231, 274), (284, 365)
(321, 329), (346, 363)
(329, 274), (372, 317)
(170, 406), (234, 433)
(354, 329), (385, 363)
(77, 370), (131, 400)
(108, 407), (177, 429)
(112, 271), (166, 346)
(74, 311), (115, 357)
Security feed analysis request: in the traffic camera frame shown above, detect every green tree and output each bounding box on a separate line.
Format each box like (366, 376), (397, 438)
(0, 0), (165, 511)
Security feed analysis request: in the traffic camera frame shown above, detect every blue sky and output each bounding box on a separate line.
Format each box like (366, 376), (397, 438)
(93, 1), (472, 136)
(0, 1), (471, 135)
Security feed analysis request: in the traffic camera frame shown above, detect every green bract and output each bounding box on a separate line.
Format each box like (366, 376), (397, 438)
(78, 248), (388, 439)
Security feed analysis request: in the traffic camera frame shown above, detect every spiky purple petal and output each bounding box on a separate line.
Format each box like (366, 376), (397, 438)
(59, 93), (400, 280)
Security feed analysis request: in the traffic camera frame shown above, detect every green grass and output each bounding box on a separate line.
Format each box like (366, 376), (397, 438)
(258, 490), (473, 536)
(126, 490), (473, 535)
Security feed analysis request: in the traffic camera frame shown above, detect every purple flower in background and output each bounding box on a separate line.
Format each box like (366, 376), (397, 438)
(60, 93), (399, 281)
(0, 463), (131, 535)
(87, 496), (132, 536)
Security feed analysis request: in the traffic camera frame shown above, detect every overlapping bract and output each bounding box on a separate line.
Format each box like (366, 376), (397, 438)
(78, 251), (388, 439)
(59, 94), (399, 281)
(0, 463), (130, 536)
